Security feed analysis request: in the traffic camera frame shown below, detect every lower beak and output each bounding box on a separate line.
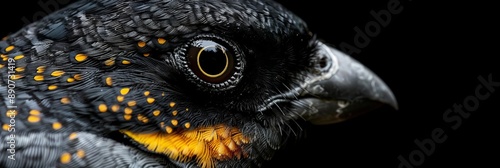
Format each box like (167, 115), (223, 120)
(296, 42), (398, 125)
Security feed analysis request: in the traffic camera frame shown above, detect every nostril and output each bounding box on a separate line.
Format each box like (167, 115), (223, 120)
(315, 54), (331, 72)
(319, 56), (328, 69)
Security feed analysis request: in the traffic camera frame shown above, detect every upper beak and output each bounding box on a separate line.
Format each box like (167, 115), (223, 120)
(295, 42), (398, 125)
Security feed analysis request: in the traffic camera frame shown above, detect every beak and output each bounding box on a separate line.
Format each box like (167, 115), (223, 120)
(295, 42), (398, 125)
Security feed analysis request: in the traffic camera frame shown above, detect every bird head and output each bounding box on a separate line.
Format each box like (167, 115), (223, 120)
(1, 0), (397, 167)
(112, 0), (398, 166)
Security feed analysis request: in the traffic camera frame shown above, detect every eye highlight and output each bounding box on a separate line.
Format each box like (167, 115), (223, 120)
(187, 40), (234, 83)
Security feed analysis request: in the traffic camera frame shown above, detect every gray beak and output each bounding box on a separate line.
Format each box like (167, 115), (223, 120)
(296, 42), (398, 125)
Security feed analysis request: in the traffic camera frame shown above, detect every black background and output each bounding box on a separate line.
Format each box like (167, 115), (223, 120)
(1, 1), (498, 168)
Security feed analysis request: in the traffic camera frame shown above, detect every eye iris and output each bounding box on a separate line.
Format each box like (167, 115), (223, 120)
(197, 46), (228, 77)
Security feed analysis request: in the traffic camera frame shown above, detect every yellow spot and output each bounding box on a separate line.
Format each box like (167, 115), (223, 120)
(98, 104), (108, 113)
(171, 119), (178, 126)
(0, 64), (3, 68)
(172, 110), (178, 116)
(124, 114), (132, 120)
(52, 122), (62, 130)
(48, 85), (58, 90)
(27, 115), (41, 123)
(5, 46), (14, 52)
(143, 53), (150, 57)
(29, 110), (41, 116)
(15, 67), (25, 72)
(169, 102), (176, 108)
(138, 41), (146, 47)
(147, 97), (155, 104)
(61, 97), (71, 104)
(184, 122), (191, 129)
(66, 77), (75, 83)
(77, 149), (86, 159)
(127, 101), (137, 107)
(10, 74), (23, 80)
(137, 114), (149, 123)
(37, 66), (46, 73)
(122, 60), (131, 65)
(120, 88), (130, 95)
(111, 104), (120, 112)
(137, 114), (145, 119)
(106, 77), (113, 86)
(51, 70), (65, 77)
(116, 95), (125, 102)
(153, 110), (161, 116)
(73, 74), (82, 80)
(13, 55), (24, 60)
(34, 75), (44, 81)
(162, 92), (165, 96)
(75, 54), (88, 62)
(69, 132), (78, 140)
(60, 152), (71, 164)
(124, 107), (133, 114)
(186, 108), (189, 112)
(2, 124), (9, 131)
(104, 58), (115, 66)
(144, 91), (150, 96)
(6, 110), (17, 117)
(158, 38), (167, 44)
(121, 124), (250, 168)
(165, 126), (173, 133)
(0, 54), (7, 61)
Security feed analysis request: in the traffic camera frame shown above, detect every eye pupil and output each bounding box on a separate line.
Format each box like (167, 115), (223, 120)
(198, 46), (227, 77)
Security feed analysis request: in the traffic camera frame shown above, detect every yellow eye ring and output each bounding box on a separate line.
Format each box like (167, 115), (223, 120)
(186, 39), (237, 84)
(196, 45), (229, 78)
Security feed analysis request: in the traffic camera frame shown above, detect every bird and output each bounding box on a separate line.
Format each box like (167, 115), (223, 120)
(0, 0), (397, 167)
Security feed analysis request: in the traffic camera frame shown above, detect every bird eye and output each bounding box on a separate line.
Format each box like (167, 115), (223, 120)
(181, 35), (244, 91)
(187, 40), (234, 83)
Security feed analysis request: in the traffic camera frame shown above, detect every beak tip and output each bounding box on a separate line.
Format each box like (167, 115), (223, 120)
(382, 92), (399, 110)
(371, 80), (398, 111)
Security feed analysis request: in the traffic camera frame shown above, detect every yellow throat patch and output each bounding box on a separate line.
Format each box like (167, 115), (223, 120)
(121, 124), (250, 168)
